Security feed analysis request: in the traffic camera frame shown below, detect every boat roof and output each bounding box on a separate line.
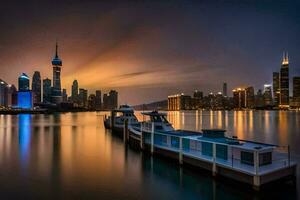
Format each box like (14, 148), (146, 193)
(114, 105), (134, 113)
(141, 111), (167, 116)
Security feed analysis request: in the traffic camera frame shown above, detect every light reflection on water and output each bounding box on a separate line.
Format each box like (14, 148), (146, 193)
(0, 111), (298, 199)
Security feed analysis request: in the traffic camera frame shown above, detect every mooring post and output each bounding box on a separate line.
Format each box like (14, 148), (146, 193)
(288, 145), (291, 167)
(212, 143), (217, 176)
(123, 119), (128, 143)
(111, 110), (115, 130)
(253, 150), (260, 190)
(151, 122), (154, 154)
(140, 123), (144, 150)
(179, 137), (183, 165)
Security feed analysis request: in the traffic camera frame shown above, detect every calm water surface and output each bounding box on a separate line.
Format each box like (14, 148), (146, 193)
(0, 111), (299, 199)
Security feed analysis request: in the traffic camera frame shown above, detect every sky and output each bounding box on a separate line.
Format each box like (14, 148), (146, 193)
(0, 0), (300, 105)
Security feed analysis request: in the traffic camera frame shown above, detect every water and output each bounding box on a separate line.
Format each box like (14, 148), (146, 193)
(0, 111), (299, 199)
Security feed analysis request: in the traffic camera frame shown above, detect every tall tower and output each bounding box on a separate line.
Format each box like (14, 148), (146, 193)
(272, 72), (280, 107)
(51, 42), (63, 104)
(32, 71), (41, 104)
(279, 52), (289, 109)
(71, 80), (78, 102)
(223, 82), (227, 97)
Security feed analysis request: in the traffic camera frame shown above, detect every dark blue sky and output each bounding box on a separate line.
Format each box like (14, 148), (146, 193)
(0, 0), (299, 104)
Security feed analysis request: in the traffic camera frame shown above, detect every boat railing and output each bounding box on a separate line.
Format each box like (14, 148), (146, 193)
(144, 130), (292, 175)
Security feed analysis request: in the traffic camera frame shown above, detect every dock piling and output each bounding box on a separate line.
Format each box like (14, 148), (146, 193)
(140, 124), (144, 150)
(123, 119), (128, 143)
(212, 143), (217, 176)
(179, 137), (183, 164)
(151, 122), (154, 154)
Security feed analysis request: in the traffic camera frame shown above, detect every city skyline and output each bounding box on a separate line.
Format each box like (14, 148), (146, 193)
(0, 1), (300, 105)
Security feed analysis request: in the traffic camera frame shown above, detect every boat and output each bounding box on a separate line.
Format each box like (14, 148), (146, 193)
(126, 110), (297, 190)
(104, 105), (139, 135)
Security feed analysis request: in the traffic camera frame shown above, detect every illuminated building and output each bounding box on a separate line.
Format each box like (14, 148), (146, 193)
(79, 88), (88, 108)
(71, 80), (78, 102)
(292, 77), (300, 108)
(279, 52), (289, 109)
(193, 90), (203, 109)
(272, 72), (280, 107)
(255, 89), (264, 108)
(95, 90), (102, 110)
(0, 79), (8, 107)
(17, 91), (32, 109)
(32, 71), (41, 104)
(62, 89), (67, 102)
(43, 78), (52, 103)
(223, 82), (228, 97)
(17, 73), (32, 109)
(18, 73), (30, 91)
(51, 42), (62, 104)
(263, 84), (273, 107)
(168, 93), (191, 110)
(232, 88), (246, 109)
(245, 86), (255, 108)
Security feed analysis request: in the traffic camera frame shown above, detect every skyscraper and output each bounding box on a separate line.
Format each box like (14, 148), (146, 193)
(223, 83), (227, 97)
(103, 90), (118, 110)
(43, 78), (52, 103)
(245, 86), (255, 108)
(51, 42), (63, 104)
(78, 88), (88, 108)
(95, 90), (102, 110)
(263, 84), (273, 107)
(71, 80), (78, 102)
(18, 73), (30, 91)
(232, 88), (246, 109)
(293, 77), (300, 108)
(279, 52), (289, 108)
(272, 72), (280, 107)
(17, 73), (32, 109)
(62, 89), (67, 102)
(0, 79), (8, 106)
(32, 71), (41, 104)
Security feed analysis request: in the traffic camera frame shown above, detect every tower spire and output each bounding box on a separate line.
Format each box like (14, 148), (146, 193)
(55, 40), (58, 58)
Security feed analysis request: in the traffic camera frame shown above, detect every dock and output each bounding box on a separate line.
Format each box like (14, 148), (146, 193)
(105, 109), (297, 190)
(125, 123), (296, 190)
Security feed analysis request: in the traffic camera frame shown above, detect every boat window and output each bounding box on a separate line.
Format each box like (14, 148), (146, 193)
(162, 116), (170, 124)
(151, 116), (162, 122)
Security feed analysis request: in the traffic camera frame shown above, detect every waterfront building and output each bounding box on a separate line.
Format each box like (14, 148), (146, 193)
(168, 93), (192, 110)
(292, 77), (300, 108)
(18, 73), (30, 91)
(272, 72), (280, 107)
(88, 94), (96, 109)
(32, 71), (41, 104)
(263, 84), (273, 107)
(95, 90), (102, 110)
(17, 91), (32, 109)
(71, 80), (78, 102)
(43, 78), (52, 103)
(279, 52), (289, 109)
(215, 92), (224, 110)
(17, 73), (32, 109)
(79, 88), (88, 108)
(223, 82), (227, 97)
(255, 89), (265, 109)
(5, 84), (17, 107)
(193, 90), (203, 109)
(51, 42), (63, 104)
(0, 80), (8, 107)
(245, 86), (255, 109)
(103, 90), (118, 110)
(62, 89), (67, 102)
(232, 88), (246, 109)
